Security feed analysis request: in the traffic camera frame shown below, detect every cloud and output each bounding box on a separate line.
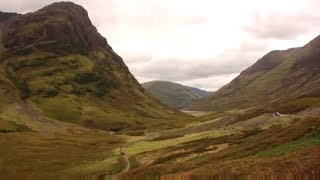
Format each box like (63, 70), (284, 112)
(177, 74), (240, 91)
(243, 13), (320, 40)
(135, 57), (244, 82)
(127, 41), (267, 82)
(120, 53), (153, 64)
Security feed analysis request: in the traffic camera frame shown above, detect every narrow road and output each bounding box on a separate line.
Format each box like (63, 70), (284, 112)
(120, 146), (130, 173)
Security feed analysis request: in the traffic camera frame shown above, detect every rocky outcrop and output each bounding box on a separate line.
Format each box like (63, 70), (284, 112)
(0, 12), (19, 23)
(2, 2), (108, 51)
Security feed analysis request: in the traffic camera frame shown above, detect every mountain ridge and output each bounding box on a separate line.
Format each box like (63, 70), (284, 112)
(0, 2), (188, 133)
(142, 80), (210, 108)
(186, 35), (320, 112)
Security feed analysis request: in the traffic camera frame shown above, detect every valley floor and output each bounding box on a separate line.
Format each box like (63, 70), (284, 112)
(0, 109), (320, 178)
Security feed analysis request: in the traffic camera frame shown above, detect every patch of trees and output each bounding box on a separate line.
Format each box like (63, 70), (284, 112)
(5, 66), (30, 100)
(15, 79), (31, 100)
(94, 78), (119, 97)
(8, 57), (48, 71)
(73, 65), (120, 97)
(35, 41), (88, 55)
(74, 71), (101, 84)
(36, 85), (59, 97)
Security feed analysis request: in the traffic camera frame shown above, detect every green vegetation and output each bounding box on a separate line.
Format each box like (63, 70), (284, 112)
(124, 115), (320, 175)
(0, 118), (31, 133)
(186, 40), (320, 112)
(142, 81), (209, 108)
(257, 128), (320, 157)
(5, 66), (31, 99)
(0, 31), (5, 53)
(35, 41), (88, 55)
(277, 97), (320, 113)
(0, 5), (188, 133)
(126, 129), (231, 155)
(0, 131), (123, 174)
(65, 157), (123, 175)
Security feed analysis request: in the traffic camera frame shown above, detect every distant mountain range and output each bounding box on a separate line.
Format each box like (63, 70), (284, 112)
(186, 35), (320, 113)
(142, 81), (210, 108)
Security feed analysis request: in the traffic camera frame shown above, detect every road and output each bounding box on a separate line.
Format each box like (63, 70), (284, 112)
(120, 146), (130, 173)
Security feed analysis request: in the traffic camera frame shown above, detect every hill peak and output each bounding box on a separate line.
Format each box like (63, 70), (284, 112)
(0, 12), (20, 23)
(2, 1), (108, 51)
(142, 81), (210, 108)
(186, 34), (320, 112)
(0, 2), (186, 132)
(41, 1), (85, 9)
(38, 1), (89, 18)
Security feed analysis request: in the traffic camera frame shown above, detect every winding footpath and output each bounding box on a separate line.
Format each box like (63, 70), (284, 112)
(120, 146), (130, 173)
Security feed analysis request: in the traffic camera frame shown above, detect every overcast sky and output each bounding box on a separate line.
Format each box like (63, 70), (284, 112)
(1, 0), (320, 91)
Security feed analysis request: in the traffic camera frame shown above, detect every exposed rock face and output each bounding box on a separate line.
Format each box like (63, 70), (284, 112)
(0, 12), (19, 23)
(2, 2), (108, 50)
(0, 12), (19, 31)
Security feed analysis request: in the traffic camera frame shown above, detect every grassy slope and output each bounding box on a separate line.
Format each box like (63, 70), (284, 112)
(142, 81), (209, 108)
(0, 3), (190, 176)
(123, 114), (320, 175)
(0, 130), (124, 174)
(0, 3), (189, 134)
(186, 36), (320, 112)
(2, 49), (188, 133)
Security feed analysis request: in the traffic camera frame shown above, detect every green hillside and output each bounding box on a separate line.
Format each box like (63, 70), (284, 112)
(0, 2), (188, 134)
(186, 36), (320, 113)
(142, 81), (210, 108)
(0, 2), (190, 175)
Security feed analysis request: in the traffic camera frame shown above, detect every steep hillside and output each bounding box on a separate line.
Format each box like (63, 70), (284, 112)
(0, 2), (187, 133)
(186, 36), (320, 112)
(142, 81), (210, 108)
(0, 12), (19, 23)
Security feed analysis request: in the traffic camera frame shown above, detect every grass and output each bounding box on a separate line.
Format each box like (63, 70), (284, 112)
(0, 130), (123, 174)
(257, 128), (320, 157)
(1, 48), (189, 133)
(0, 118), (31, 133)
(0, 32), (5, 53)
(186, 43), (320, 113)
(33, 94), (82, 124)
(126, 129), (232, 155)
(277, 97), (320, 113)
(123, 115), (320, 175)
(142, 81), (208, 108)
(65, 156), (122, 175)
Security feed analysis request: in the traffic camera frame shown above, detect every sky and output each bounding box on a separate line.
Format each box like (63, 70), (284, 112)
(1, 0), (320, 91)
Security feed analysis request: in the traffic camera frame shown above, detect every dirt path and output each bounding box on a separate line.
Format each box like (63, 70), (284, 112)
(120, 146), (130, 173)
(181, 110), (212, 117)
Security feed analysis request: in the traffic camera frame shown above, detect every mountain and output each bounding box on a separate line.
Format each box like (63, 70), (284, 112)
(0, 12), (19, 23)
(142, 81), (210, 108)
(186, 36), (320, 113)
(1, 2), (319, 177)
(0, 2), (187, 134)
